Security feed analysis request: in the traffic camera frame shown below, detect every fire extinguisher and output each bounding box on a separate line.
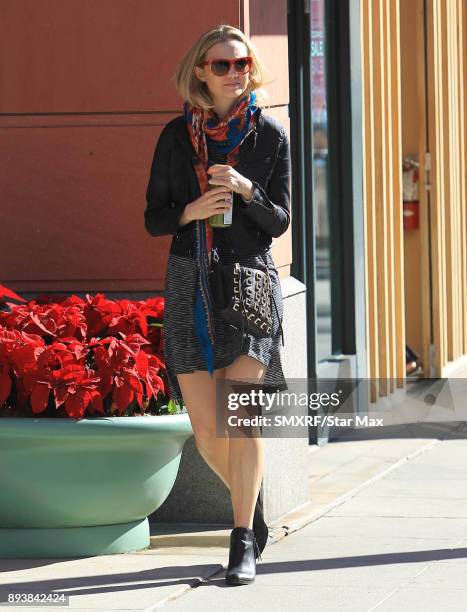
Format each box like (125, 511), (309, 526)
(402, 156), (420, 231)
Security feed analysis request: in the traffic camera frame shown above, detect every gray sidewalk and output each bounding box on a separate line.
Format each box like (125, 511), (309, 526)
(1, 421), (467, 611)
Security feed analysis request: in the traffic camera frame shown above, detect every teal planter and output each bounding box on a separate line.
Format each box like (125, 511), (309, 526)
(0, 415), (193, 558)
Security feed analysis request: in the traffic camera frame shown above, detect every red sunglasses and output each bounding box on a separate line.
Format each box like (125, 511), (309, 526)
(198, 56), (253, 77)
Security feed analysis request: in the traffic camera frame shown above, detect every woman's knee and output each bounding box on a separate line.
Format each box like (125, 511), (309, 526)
(193, 430), (230, 463)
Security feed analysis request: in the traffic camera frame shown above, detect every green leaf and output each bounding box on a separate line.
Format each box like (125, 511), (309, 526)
(167, 398), (183, 414)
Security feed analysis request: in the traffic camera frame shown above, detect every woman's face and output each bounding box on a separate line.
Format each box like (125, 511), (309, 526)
(194, 39), (251, 108)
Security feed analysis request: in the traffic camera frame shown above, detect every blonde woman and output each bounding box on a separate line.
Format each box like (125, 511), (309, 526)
(144, 24), (291, 585)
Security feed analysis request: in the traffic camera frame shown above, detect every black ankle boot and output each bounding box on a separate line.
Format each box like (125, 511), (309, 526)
(225, 527), (259, 585)
(253, 491), (268, 559)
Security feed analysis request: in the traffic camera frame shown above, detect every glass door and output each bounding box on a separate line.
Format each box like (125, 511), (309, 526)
(311, 0), (332, 362)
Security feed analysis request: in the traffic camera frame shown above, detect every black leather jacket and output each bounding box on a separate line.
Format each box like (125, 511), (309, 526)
(144, 107), (291, 257)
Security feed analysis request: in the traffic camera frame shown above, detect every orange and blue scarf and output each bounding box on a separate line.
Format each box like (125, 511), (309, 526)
(184, 90), (259, 374)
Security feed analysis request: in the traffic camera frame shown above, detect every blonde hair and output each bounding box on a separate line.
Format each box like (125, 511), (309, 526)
(173, 25), (275, 111)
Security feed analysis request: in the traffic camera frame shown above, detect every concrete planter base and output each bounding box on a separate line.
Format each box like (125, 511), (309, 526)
(0, 519), (149, 559)
(0, 415), (193, 558)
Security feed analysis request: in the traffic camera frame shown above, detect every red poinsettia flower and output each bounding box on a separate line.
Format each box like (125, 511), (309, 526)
(0, 289), (171, 419)
(0, 327), (46, 406)
(16, 340), (100, 419)
(83, 294), (165, 341)
(0, 302), (87, 341)
(90, 333), (164, 415)
(0, 284), (27, 303)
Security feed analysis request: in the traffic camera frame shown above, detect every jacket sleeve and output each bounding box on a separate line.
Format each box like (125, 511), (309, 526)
(238, 128), (291, 238)
(144, 124), (188, 237)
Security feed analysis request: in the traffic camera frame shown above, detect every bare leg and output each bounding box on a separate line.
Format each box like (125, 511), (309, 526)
(177, 367), (232, 489)
(224, 355), (266, 530)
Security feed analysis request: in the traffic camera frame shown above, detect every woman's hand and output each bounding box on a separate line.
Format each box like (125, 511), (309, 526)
(179, 186), (233, 225)
(207, 164), (255, 200)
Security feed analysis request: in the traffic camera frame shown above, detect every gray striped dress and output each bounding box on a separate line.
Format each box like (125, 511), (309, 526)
(162, 248), (288, 404)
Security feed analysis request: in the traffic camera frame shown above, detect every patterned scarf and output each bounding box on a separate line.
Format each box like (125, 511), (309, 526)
(183, 90), (259, 374)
